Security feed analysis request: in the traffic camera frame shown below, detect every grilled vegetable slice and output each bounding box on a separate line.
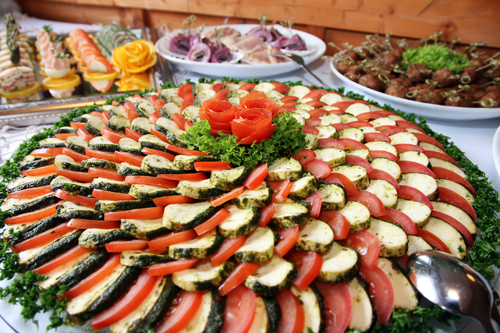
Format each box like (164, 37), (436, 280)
(120, 250), (171, 267)
(294, 218), (334, 253)
(338, 201), (371, 232)
(376, 258), (418, 310)
(57, 201), (103, 220)
(332, 164), (370, 189)
(117, 163), (153, 177)
(131, 117), (153, 134)
(347, 276), (376, 332)
(370, 158), (401, 181)
(155, 118), (188, 148)
(163, 201), (216, 231)
(160, 102), (180, 119)
(79, 228), (133, 247)
(396, 198), (431, 228)
(407, 235), (434, 255)
(291, 284), (326, 333)
(365, 141), (398, 156)
(108, 116), (130, 132)
(81, 158), (119, 171)
(121, 217), (169, 240)
(436, 179), (474, 204)
(182, 105), (201, 124)
(318, 182), (347, 210)
(305, 133), (319, 150)
(218, 205), (260, 239)
(50, 176), (92, 195)
(244, 255), (297, 297)
(129, 184), (176, 200)
(141, 155), (181, 175)
(231, 182), (273, 209)
(399, 151), (429, 166)
(172, 259), (233, 291)
(267, 158), (302, 181)
(1, 192), (59, 216)
(430, 201), (477, 235)
(288, 173), (318, 200)
(210, 166), (251, 191)
(136, 100), (155, 118)
(177, 179), (222, 200)
(168, 229), (224, 259)
(398, 173), (438, 200)
(88, 136), (118, 152)
(55, 155), (87, 172)
(173, 155), (213, 171)
(7, 174), (57, 193)
(173, 290), (226, 333)
(314, 148), (346, 168)
(422, 217), (467, 259)
(234, 227), (275, 262)
(367, 218), (408, 257)
(389, 132), (418, 145)
(346, 149), (372, 162)
(108, 104), (128, 118)
(139, 134), (168, 151)
(91, 177), (130, 193)
(53, 126), (78, 134)
(86, 116), (106, 136)
(4, 214), (65, 246)
(318, 241), (361, 283)
(95, 199), (154, 213)
(339, 128), (365, 142)
(365, 179), (398, 208)
(39, 138), (65, 148)
(315, 125), (338, 139)
(19, 156), (55, 171)
(270, 199), (309, 229)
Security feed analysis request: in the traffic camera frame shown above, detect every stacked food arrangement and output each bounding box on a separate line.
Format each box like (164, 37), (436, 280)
(0, 76), (496, 333)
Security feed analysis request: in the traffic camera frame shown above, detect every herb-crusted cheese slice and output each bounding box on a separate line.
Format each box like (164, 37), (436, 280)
(267, 158), (302, 181)
(244, 255), (297, 297)
(218, 204), (260, 239)
(231, 182), (272, 209)
(270, 199), (309, 228)
(163, 201), (215, 231)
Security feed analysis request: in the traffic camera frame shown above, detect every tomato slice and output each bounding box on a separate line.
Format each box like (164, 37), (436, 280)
(318, 209), (350, 240)
(397, 161), (436, 178)
(56, 168), (95, 182)
(185, 120), (194, 128)
(156, 290), (203, 333)
(368, 169), (399, 190)
(150, 128), (170, 143)
(364, 132), (391, 143)
(303, 191), (322, 218)
(423, 150), (460, 167)
(105, 240), (149, 252)
(210, 236), (246, 267)
(14, 223), (74, 252)
(178, 83), (194, 97)
(269, 180), (292, 203)
(148, 258), (198, 276)
(275, 289), (305, 333)
(370, 150), (398, 161)
(239, 124), (277, 145)
(113, 151), (144, 167)
(141, 147), (175, 161)
(258, 203), (275, 227)
(148, 230), (197, 251)
(412, 133), (446, 151)
(55, 189), (98, 207)
(307, 100), (328, 108)
(305, 118), (322, 127)
(393, 143), (424, 154)
(432, 211), (473, 248)
(318, 138), (346, 150)
(62, 147), (89, 162)
(338, 138), (368, 150)
(150, 111), (162, 125)
(244, 163), (268, 190)
(379, 207), (417, 235)
(35, 246), (92, 275)
(30, 148), (64, 157)
(54, 133), (77, 140)
(173, 113), (187, 131)
(158, 172), (207, 181)
(375, 125), (407, 136)
(343, 230), (381, 268)
(301, 125), (320, 135)
(347, 189), (386, 217)
(194, 209), (230, 236)
(63, 254), (121, 299)
(67, 218), (120, 229)
(220, 285), (257, 333)
(305, 159), (333, 179)
(219, 262), (259, 296)
(154, 99), (167, 113)
(92, 189), (136, 201)
(194, 161), (232, 171)
(437, 187), (477, 220)
(275, 226), (299, 257)
(348, 121), (373, 128)
(7, 185), (52, 199)
(211, 186), (245, 207)
(20, 165), (56, 176)
(238, 83), (258, 92)
(104, 207), (164, 221)
(308, 109), (338, 118)
(88, 167), (125, 182)
(346, 155), (374, 173)
(355, 112), (384, 122)
(102, 127), (127, 144)
(124, 101), (140, 122)
(314, 280), (352, 333)
(331, 123), (353, 131)
(78, 127), (96, 142)
(70, 122), (87, 129)
(125, 176), (177, 188)
(281, 96), (298, 103)
(4, 203), (59, 225)
(149, 94), (159, 103)
(416, 228), (451, 253)
(85, 148), (122, 163)
(166, 144), (208, 156)
(285, 250), (322, 290)
(91, 270), (157, 330)
(432, 166), (476, 196)
(181, 92), (195, 111)
(101, 110), (111, 123)
(124, 128), (143, 142)
(271, 82), (291, 95)
(396, 120), (425, 132)
(153, 195), (197, 206)
(213, 88), (228, 99)
(359, 265), (395, 324)
(395, 254), (409, 271)
(397, 185), (433, 209)
(291, 149), (316, 167)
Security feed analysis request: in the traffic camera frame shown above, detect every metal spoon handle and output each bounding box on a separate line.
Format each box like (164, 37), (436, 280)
(300, 65), (326, 87)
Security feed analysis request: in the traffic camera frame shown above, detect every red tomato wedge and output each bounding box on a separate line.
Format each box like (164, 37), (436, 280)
(346, 155), (374, 173)
(181, 93), (195, 111)
(285, 250), (322, 290)
(307, 100), (327, 108)
(368, 169), (400, 190)
(148, 258), (198, 276)
(124, 128), (143, 142)
(318, 138), (346, 150)
(338, 138), (368, 150)
(150, 111), (162, 125)
(281, 96), (298, 103)
(55, 189), (98, 207)
(375, 125), (407, 136)
(275, 226), (300, 257)
(302, 89), (327, 100)
(437, 187), (477, 220)
(4, 203), (59, 225)
(173, 113), (187, 131)
(104, 207), (164, 221)
(67, 218), (120, 229)
(154, 99), (167, 113)
(101, 127), (127, 144)
(149, 94), (159, 103)
(63, 254), (121, 299)
(365, 132), (391, 143)
(369, 150), (398, 161)
(153, 195), (197, 206)
(214, 89), (229, 100)
(194, 161), (232, 171)
(314, 280), (352, 333)
(85, 148), (121, 163)
(291, 148), (316, 167)
(166, 144), (209, 156)
(432, 167), (476, 196)
(125, 176), (177, 188)
(303, 191), (322, 218)
(344, 230), (381, 268)
(416, 229), (451, 253)
(412, 133), (446, 151)
(211, 186), (245, 207)
(30, 147), (63, 157)
(423, 150), (460, 167)
(396, 120), (425, 132)
(220, 285), (257, 333)
(359, 265), (395, 324)
(56, 168), (95, 182)
(397, 161), (436, 178)
(356, 112), (384, 122)
(62, 147), (89, 162)
(239, 83), (258, 92)
(309, 109), (341, 118)
(305, 118), (322, 127)
(101, 110), (111, 123)
(194, 209), (230, 236)
(70, 122), (87, 129)
(219, 262), (259, 296)
(158, 172), (207, 181)
(397, 185), (433, 209)
(331, 123), (353, 131)
(150, 128), (169, 143)
(379, 207), (417, 235)
(271, 82), (291, 95)
(301, 125), (320, 135)
(177, 83), (194, 97)
(7, 185), (52, 199)
(210, 236), (246, 267)
(92, 189), (136, 201)
(78, 127), (96, 142)
(91, 270), (157, 330)
(20, 165), (56, 176)
(348, 121), (373, 128)
(244, 163), (268, 190)
(393, 143), (424, 153)
(258, 203), (275, 227)
(395, 255), (409, 271)
(149, 230), (197, 250)
(124, 101), (139, 122)
(156, 290), (203, 333)
(105, 240), (148, 252)
(432, 211), (473, 248)
(54, 133), (77, 140)
(318, 209), (350, 240)
(88, 167), (125, 181)
(305, 159), (333, 179)
(114, 151), (144, 167)
(185, 120), (193, 128)
(14, 224), (74, 252)
(35, 246), (91, 275)
(332, 101), (354, 110)
(347, 189), (386, 217)
(275, 289), (305, 333)
(269, 180), (292, 203)
(141, 147), (175, 161)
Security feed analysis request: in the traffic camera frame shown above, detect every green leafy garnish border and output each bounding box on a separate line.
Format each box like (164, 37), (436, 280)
(0, 78), (498, 332)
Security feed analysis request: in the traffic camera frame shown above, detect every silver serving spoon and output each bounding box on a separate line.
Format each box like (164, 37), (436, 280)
(272, 53), (326, 87)
(408, 250), (500, 333)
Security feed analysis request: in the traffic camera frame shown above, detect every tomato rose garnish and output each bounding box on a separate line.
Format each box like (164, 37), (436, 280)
(231, 108), (275, 144)
(239, 91), (280, 118)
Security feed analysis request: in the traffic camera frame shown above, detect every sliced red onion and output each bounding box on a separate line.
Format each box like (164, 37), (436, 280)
(210, 47), (232, 63)
(190, 35), (200, 47)
(248, 27), (274, 42)
(187, 43), (211, 62)
(169, 35), (191, 55)
(269, 28), (282, 41)
(281, 35), (307, 51)
(270, 36), (285, 49)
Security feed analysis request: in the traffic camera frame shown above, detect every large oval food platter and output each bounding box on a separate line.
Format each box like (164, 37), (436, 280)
(0, 79), (497, 333)
(156, 24), (326, 78)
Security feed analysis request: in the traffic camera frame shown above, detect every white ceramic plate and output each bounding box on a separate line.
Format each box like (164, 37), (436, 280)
(492, 125), (500, 178)
(156, 24), (326, 78)
(330, 59), (500, 121)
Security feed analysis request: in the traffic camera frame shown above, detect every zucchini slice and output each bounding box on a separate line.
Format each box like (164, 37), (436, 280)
(370, 157), (401, 181)
(19, 156), (55, 171)
(430, 201), (476, 235)
(319, 92), (343, 105)
(218, 205), (260, 239)
(318, 182), (347, 210)
(399, 151), (429, 166)
(367, 218), (408, 257)
(194, 90), (216, 107)
(173, 155), (213, 171)
(90, 177), (131, 193)
(419, 141), (445, 154)
(288, 173), (318, 200)
(107, 115), (130, 132)
(253, 82), (276, 93)
(160, 102), (180, 119)
(234, 227), (275, 262)
(7, 173), (57, 193)
(79, 228), (133, 248)
(168, 229), (224, 259)
(142, 154), (182, 175)
(266, 158), (302, 181)
(129, 184), (176, 200)
(210, 166), (251, 191)
(1, 192), (59, 216)
(288, 85), (311, 99)
(155, 118), (188, 148)
(437, 178), (474, 204)
(291, 284), (326, 333)
(50, 176), (92, 196)
(398, 173), (438, 200)
(175, 290), (226, 333)
(86, 116), (106, 136)
(345, 103), (370, 117)
(182, 105), (201, 123)
(295, 218), (334, 253)
(39, 137), (65, 148)
(407, 235), (434, 255)
(365, 141), (398, 156)
(318, 242), (361, 283)
(88, 136), (119, 152)
(338, 201), (371, 232)
(121, 217), (169, 240)
(347, 276), (376, 332)
(388, 132), (418, 145)
(160, 87), (179, 99)
(369, 116), (396, 127)
(270, 199), (309, 229)
(314, 148), (346, 168)
(120, 250), (171, 267)
(117, 163), (153, 177)
(108, 104), (128, 118)
(72, 114), (93, 123)
(131, 117), (153, 134)
(55, 155), (87, 172)
(376, 258), (418, 310)
(81, 158), (119, 171)
(95, 199), (155, 213)
(244, 255), (297, 297)
(177, 179), (222, 200)
(4, 214), (65, 247)
(346, 149), (372, 162)
(163, 201), (216, 231)
(396, 198), (432, 228)
(172, 259), (233, 291)
(135, 100), (156, 118)
(331, 164), (369, 189)
(231, 182), (273, 209)
(305, 133), (319, 150)
(53, 126), (77, 134)
(139, 134), (168, 152)
(365, 179), (398, 208)
(340, 113), (358, 123)
(248, 296), (272, 333)
(422, 217), (467, 258)
(318, 113), (341, 125)
(338, 128), (365, 142)
(57, 201), (103, 220)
